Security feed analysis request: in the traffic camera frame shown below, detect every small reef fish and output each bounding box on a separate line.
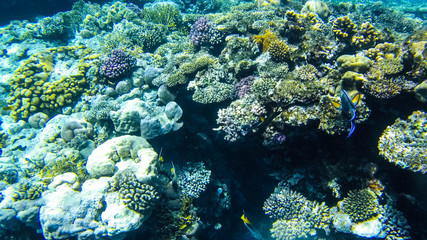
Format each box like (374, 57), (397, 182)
(241, 212), (264, 240)
(331, 89), (362, 138)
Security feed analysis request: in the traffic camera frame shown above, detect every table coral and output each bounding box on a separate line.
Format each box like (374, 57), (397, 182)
(378, 110), (427, 173)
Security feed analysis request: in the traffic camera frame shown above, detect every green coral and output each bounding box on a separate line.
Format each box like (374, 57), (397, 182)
(337, 55), (371, 73)
(142, 2), (183, 29)
(114, 171), (160, 214)
(339, 188), (380, 223)
(378, 110), (427, 173)
(166, 55), (214, 87)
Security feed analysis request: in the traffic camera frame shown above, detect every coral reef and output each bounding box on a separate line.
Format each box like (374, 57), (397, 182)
(378, 110), (427, 173)
(264, 187), (330, 240)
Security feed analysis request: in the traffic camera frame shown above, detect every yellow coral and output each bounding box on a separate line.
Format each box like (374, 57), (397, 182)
(7, 46), (98, 121)
(351, 22), (380, 48)
(253, 29), (278, 52)
(332, 16), (356, 41)
(255, 0), (280, 8)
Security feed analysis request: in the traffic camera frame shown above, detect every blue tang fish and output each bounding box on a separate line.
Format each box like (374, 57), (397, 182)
(331, 89), (362, 138)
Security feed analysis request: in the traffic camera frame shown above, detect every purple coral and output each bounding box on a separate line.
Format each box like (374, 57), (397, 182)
(190, 17), (224, 47)
(101, 49), (136, 80)
(190, 17), (211, 46)
(233, 76), (255, 98)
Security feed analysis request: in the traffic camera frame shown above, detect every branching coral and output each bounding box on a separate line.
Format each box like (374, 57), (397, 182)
(178, 162), (211, 199)
(332, 16), (356, 41)
(378, 110), (427, 173)
(265, 187), (331, 240)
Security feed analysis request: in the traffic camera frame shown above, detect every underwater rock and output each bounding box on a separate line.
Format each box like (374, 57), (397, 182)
(414, 79), (427, 102)
(28, 112), (49, 129)
(0, 208), (20, 232)
(39, 176), (144, 240)
(110, 98), (146, 135)
(86, 135), (158, 178)
(60, 120), (93, 142)
(158, 85), (176, 104)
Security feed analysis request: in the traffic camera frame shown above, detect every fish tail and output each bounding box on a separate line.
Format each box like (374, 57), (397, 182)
(346, 120), (356, 138)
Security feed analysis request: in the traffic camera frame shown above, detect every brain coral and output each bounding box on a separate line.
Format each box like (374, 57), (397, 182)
(378, 110), (427, 173)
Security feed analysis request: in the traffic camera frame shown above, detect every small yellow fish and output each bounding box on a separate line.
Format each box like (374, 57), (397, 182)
(159, 156), (164, 162)
(171, 168), (175, 174)
(241, 213), (251, 225)
(259, 116), (265, 122)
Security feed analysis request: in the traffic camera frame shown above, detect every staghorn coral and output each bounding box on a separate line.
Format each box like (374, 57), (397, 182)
(114, 171), (160, 214)
(268, 40), (290, 63)
(178, 162), (211, 199)
(378, 111), (427, 173)
(339, 188), (380, 223)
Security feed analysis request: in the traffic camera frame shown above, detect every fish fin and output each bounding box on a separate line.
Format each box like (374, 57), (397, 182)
(346, 120), (356, 138)
(331, 100), (341, 109)
(351, 93), (362, 105)
(241, 213), (251, 225)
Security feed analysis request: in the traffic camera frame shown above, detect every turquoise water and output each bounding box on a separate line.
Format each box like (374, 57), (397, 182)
(0, 0), (426, 239)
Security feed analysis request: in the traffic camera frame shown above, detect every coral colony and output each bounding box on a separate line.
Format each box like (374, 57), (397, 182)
(0, 0), (426, 239)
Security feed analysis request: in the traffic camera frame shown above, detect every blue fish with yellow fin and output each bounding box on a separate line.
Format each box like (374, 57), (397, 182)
(241, 211), (264, 240)
(331, 89), (362, 138)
